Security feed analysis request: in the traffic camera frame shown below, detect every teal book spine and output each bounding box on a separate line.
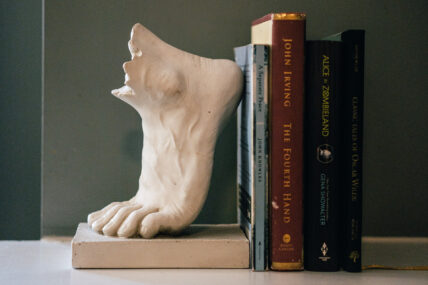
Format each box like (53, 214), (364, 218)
(235, 44), (269, 271)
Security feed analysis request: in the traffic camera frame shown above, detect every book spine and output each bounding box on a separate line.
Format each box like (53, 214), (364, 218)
(269, 18), (305, 271)
(253, 45), (269, 271)
(340, 30), (365, 272)
(235, 45), (253, 255)
(304, 40), (343, 271)
(235, 44), (269, 271)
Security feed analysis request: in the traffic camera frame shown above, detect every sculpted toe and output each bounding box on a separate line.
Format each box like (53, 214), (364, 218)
(139, 211), (185, 238)
(91, 204), (122, 232)
(102, 205), (142, 236)
(87, 211), (101, 226)
(139, 216), (159, 239)
(87, 201), (121, 226)
(117, 207), (157, 238)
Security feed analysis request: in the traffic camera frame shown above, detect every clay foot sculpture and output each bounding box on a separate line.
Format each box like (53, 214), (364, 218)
(87, 23), (243, 238)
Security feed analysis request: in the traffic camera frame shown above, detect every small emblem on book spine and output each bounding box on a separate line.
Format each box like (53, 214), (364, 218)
(317, 144), (334, 164)
(319, 242), (331, 262)
(349, 250), (360, 263)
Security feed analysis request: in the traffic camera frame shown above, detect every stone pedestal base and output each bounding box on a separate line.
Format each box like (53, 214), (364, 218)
(72, 223), (249, 269)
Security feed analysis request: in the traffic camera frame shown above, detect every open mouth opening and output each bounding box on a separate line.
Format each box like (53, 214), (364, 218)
(111, 85), (135, 96)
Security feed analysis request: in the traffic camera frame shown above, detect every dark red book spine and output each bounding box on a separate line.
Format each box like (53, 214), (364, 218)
(269, 16), (306, 270)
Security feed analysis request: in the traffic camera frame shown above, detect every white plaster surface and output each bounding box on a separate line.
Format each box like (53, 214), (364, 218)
(87, 23), (243, 239)
(72, 223), (249, 268)
(1, 237), (427, 285)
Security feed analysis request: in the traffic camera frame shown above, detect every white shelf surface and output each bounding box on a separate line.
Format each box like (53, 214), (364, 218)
(1, 236), (427, 285)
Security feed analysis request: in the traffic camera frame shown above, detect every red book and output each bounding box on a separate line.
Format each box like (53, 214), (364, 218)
(252, 13), (306, 270)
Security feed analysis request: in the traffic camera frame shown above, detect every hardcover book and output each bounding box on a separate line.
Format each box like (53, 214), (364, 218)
(325, 30), (365, 272)
(252, 13), (306, 271)
(304, 40), (343, 271)
(235, 44), (269, 271)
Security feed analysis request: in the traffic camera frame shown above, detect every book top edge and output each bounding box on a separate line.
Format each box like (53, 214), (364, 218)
(323, 29), (365, 40)
(306, 40), (344, 45)
(252, 13), (306, 25)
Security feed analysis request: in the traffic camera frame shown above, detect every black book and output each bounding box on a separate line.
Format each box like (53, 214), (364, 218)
(325, 30), (365, 272)
(304, 40), (343, 271)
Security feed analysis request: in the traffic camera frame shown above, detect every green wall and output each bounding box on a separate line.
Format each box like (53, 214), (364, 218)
(2, 0), (427, 238)
(0, 1), (42, 240)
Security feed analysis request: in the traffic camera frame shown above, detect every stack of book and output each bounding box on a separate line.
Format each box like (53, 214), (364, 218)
(235, 13), (365, 272)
